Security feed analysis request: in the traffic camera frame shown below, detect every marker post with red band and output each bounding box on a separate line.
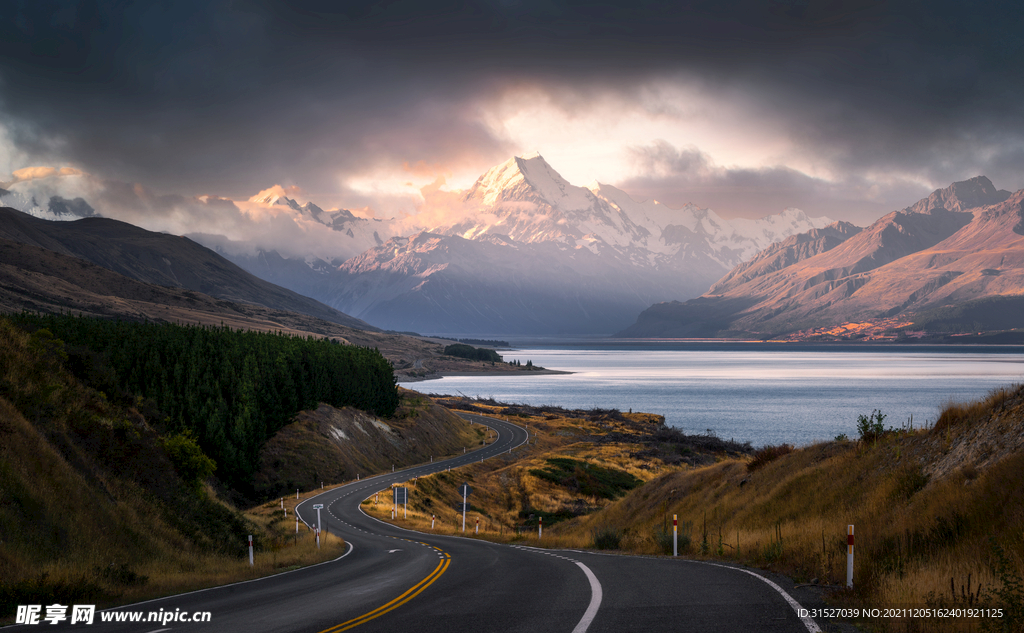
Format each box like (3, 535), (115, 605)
(847, 525), (854, 588)
(539, 516), (543, 539)
(248, 534), (254, 566)
(673, 514), (678, 557)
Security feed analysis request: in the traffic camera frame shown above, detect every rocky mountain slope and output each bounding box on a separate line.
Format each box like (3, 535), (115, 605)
(618, 176), (1024, 338)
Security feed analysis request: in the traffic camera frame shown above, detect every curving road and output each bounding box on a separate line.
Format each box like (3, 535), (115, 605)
(51, 413), (829, 633)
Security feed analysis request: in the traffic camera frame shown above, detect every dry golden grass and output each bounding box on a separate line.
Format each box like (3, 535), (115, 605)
(368, 391), (1024, 633)
(0, 319), (348, 622)
(363, 404), (683, 548)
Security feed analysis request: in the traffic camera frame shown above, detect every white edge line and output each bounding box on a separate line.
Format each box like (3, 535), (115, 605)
(571, 562), (602, 633)
(698, 561), (822, 633)
(101, 541), (354, 612)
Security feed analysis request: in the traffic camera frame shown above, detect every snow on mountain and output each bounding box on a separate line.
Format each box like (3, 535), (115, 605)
(318, 154), (836, 334)
(0, 187), (98, 221)
(618, 176), (1024, 338)
(428, 153), (831, 271)
(238, 190), (398, 262)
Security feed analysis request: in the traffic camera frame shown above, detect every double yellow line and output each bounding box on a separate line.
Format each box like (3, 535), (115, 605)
(317, 551), (450, 632)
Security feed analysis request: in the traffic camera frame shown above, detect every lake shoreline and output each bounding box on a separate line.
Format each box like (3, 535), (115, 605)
(399, 368), (573, 382)
(396, 346), (1024, 448)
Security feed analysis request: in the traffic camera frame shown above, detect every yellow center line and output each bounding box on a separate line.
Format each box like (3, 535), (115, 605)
(317, 556), (450, 633)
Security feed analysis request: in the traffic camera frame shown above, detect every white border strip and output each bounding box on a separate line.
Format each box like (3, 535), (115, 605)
(699, 561), (821, 633)
(571, 562), (603, 633)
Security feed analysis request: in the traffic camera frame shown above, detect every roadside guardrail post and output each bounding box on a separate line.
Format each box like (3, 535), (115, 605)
(847, 525), (854, 588)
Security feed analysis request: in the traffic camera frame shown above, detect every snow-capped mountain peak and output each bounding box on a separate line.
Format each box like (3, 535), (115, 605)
(465, 153), (596, 211)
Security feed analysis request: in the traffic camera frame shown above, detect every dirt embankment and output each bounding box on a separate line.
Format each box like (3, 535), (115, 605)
(253, 389), (485, 498)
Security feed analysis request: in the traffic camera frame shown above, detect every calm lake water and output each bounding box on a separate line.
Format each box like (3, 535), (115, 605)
(400, 345), (1024, 447)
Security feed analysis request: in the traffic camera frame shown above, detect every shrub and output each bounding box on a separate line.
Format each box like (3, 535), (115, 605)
(982, 540), (1024, 633)
(442, 343), (502, 362)
(856, 409), (888, 442)
(747, 444), (794, 472)
(592, 526), (623, 550)
(162, 430), (216, 492)
(529, 458), (642, 499)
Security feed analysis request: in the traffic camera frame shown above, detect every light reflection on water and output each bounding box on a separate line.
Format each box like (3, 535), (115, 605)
(400, 348), (1024, 447)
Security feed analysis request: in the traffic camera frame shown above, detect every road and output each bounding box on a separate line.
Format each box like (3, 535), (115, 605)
(40, 413), (827, 632)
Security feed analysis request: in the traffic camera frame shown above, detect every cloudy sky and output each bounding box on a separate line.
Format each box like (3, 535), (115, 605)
(2, 0), (1023, 231)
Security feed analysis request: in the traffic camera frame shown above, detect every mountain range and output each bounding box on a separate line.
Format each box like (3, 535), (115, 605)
(218, 154), (833, 334)
(4, 162), (1023, 340)
(617, 176), (1024, 338)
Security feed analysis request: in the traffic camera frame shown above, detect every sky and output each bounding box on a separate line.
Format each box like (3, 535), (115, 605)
(1, 0), (1023, 234)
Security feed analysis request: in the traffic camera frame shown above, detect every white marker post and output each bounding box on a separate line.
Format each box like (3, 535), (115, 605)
(248, 534), (254, 566)
(847, 525), (855, 588)
(295, 512), (299, 534)
(673, 514), (678, 557)
(431, 514), (435, 529)
(283, 507), (287, 518)
(280, 497), (283, 509)
(539, 516), (543, 539)
(296, 489), (299, 500)
(321, 481), (324, 489)
(313, 504), (324, 549)
(459, 483), (471, 533)
(475, 518), (479, 534)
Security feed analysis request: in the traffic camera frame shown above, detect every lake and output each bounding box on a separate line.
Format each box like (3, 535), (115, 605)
(399, 345), (1024, 447)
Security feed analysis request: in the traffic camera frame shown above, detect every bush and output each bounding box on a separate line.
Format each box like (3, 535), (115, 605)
(747, 444), (794, 472)
(162, 431), (216, 492)
(529, 458), (642, 499)
(857, 409), (888, 442)
(592, 526), (623, 550)
(442, 343), (502, 362)
(982, 540), (1024, 633)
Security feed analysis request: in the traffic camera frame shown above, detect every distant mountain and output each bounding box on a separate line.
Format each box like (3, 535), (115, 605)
(317, 231), (690, 335)
(617, 176), (1024, 338)
(4, 155), (832, 336)
(0, 186), (98, 221)
(244, 190), (393, 256)
(303, 154), (832, 335)
(0, 207), (379, 332)
(437, 153), (831, 267)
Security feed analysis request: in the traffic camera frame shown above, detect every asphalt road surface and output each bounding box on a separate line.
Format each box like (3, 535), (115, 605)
(25, 413), (832, 633)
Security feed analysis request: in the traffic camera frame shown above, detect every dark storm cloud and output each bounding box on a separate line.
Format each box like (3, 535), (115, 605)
(0, 0), (1022, 206)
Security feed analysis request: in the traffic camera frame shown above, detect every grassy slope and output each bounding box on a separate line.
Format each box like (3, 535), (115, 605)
(0, 318), (485, 621)
(366, 391), (1024, 632)
(566, 389), (1024, 632)
(364, 399), (750, 542)
(0, 318), (344, 618)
